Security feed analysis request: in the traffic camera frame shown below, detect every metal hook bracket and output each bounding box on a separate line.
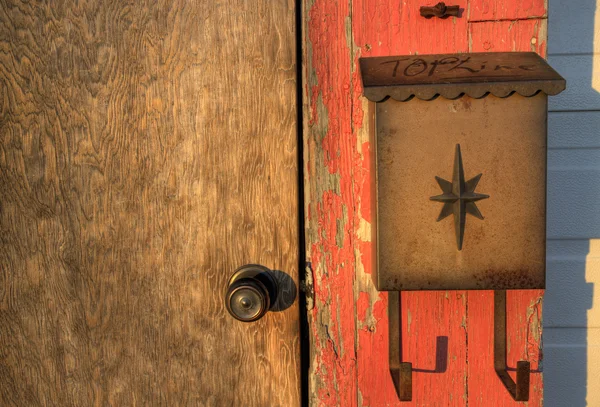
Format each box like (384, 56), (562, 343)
(390, 290), (531, 402)
(494, 290), (531, 401)
(389, 291), (412, 401)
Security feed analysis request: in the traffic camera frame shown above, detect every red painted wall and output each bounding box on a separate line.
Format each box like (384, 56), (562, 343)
(304, 1), (548, 406)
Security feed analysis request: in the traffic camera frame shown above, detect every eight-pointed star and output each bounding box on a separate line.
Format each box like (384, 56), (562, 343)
(430, 144), (490, 251)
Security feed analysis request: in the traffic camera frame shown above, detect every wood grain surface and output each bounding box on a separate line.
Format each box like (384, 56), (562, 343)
(303, 0), (547, 405)
(0, 1), (300, 406)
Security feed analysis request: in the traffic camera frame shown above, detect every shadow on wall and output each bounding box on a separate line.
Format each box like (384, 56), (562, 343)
(545, 0), (600, 405)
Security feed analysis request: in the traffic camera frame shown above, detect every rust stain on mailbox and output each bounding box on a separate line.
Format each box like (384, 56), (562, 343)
(361, 52), (566, 291)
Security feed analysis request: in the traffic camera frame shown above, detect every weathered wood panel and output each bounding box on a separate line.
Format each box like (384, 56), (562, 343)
(469, 19), (547, 55)
(353, 3), (470, 405)
(352, 0), (469, 56)
(469, 0), (547, 22)
(466, 290), (543, 406)
(468, 17), (546, 407)
(0, 1), (300, 406)
(303, 1), (358, 405)
(305, 1), (547, 405)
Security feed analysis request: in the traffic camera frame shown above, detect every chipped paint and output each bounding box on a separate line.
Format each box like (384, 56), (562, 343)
(305, 0), (546, 405)
(304, 263), (315, 311)
(304, 0), (359, 404)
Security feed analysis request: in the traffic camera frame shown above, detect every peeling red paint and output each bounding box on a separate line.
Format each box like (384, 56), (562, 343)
(358, 142), (372, 224)
(352, 0), (469, 57)
(357, 292), (371, 325)
(470, 19), (548, 55)
(351, 1), (471, 405)
(305, 1), (547, 405)
(466, 290), (544, 405)
(305, 0), (359, 405)
(469, 0), (547, 22)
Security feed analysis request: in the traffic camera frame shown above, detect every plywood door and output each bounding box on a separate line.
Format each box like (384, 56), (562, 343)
(0, 1), (300, 406)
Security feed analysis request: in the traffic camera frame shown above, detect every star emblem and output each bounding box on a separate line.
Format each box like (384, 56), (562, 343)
(430, 144), (489, 251)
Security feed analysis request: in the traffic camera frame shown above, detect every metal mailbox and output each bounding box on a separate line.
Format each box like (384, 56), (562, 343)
(360, 52), (565, 402)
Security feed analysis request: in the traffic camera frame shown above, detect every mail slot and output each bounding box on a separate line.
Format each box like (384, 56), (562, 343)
(360, 52), (566, 402)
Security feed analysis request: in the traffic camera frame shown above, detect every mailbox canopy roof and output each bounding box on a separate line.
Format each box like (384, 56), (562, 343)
(360, 52), (566, 102)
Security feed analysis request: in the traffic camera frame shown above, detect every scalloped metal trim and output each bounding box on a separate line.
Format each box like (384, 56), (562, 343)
(363, 82), (563, 102)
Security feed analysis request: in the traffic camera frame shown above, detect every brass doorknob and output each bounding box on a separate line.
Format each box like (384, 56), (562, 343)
(225, 265), (278, 322)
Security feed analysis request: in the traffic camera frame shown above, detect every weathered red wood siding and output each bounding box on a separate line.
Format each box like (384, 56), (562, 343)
(303, 1), (548, 406)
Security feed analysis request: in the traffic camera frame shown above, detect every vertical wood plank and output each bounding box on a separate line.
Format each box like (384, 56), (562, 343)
(469, 19), (548, 55)
(0, 1), (300, 405)
(352, 0), (469, 57)
(468, 0), (547, 21)
(467, 15), (547, 407)
(352, 1), (470, 406)
(466, 291), (544, 406)
(303, 0), (358, 405)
